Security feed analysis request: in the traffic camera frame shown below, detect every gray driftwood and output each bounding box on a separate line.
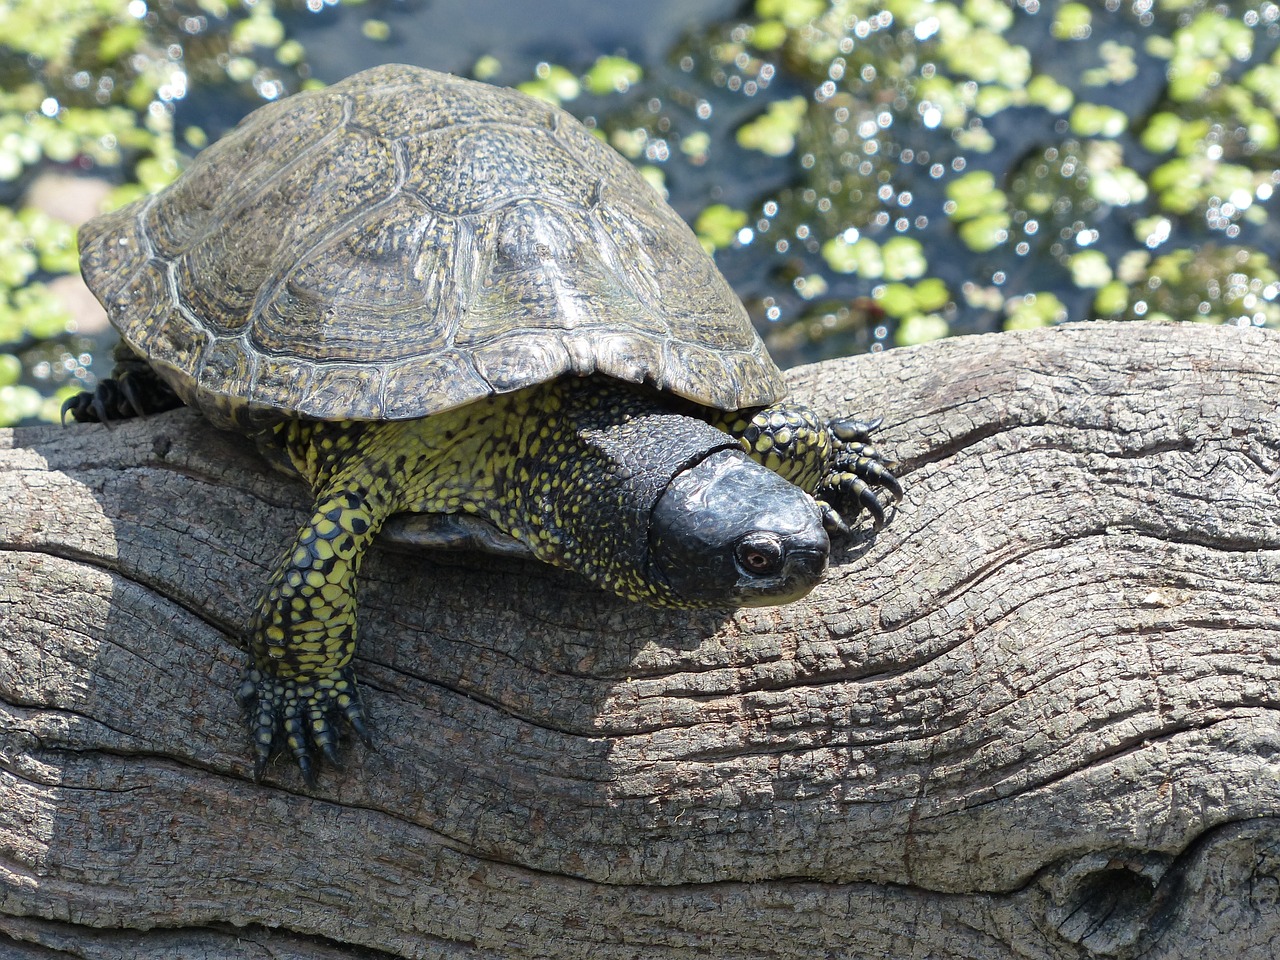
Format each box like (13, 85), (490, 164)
(1, 321), (1278, 959)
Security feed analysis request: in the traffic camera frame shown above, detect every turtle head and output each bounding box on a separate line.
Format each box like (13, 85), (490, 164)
(513, 383), (830, 610)
(649, 448), (829, 607)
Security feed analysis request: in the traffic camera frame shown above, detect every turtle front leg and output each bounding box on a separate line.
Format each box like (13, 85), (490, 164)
(815, 415), (903, 534)
(713, 401), (902, 535)
(238, 481), (384, 783)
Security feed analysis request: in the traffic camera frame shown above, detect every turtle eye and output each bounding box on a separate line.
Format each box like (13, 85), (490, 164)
(734, 534), (784, 577)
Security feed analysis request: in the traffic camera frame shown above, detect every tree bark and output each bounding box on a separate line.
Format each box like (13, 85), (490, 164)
(1, 321), (1278, 959)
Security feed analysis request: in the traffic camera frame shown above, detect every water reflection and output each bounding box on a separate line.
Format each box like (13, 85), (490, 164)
(707, 0), (1280, 361)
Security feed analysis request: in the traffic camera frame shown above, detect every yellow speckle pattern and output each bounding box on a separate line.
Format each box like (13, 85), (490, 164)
(242, 377), (707, 771)
(707, 401), (832, 492)
(701, 400), (901, 537)
(240, 376), (899, 778)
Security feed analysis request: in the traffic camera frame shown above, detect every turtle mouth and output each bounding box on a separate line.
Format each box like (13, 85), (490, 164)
(731, 544), (828, 607)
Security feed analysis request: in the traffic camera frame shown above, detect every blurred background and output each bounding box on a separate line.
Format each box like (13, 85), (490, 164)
(3, 0), (1278, 425)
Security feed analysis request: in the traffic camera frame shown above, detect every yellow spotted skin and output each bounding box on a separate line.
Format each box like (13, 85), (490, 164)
(239, 384), (566, 779)
(232, 376), (898, 780)
(69, 362), (899, 781)
(712, 403), (831, 490)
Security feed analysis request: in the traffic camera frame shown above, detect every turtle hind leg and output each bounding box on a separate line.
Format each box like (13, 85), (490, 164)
(61, 343), (183, 426)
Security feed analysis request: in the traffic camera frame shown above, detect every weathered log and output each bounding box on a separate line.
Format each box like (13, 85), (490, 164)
(1, 321), (1277, 959)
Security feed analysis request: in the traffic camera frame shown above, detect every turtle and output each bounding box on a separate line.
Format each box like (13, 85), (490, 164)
(64, 63), (901, 783)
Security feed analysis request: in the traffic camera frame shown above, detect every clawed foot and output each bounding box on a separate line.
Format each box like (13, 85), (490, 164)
(60, 371), (182, 426)
(236, 665), (373, 785)
(818, 416), (903, 536)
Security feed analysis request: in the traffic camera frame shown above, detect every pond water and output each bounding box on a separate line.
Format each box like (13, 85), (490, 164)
(4, 0), (1280, 423)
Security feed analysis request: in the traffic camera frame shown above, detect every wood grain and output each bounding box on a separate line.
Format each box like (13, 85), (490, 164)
(2, 321), (1277, 958)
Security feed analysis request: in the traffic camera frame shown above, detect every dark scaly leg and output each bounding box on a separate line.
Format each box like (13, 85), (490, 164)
(61, 342), (183, 426)
(710, 401), (902, 534)
(817, 416), (904, 535)
(237, 477), (385, 783)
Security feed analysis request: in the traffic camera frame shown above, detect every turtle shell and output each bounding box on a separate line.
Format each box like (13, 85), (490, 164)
(78, 64), (786, 432)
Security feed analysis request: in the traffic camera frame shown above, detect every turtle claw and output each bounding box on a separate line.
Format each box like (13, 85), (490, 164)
(829, 415), (883, 442)
(348, 709), (376, 749)
(860, 483), (888, 529)
(850, 455), (903, 502)
(320, 738), (342, 769)
(237, 664), (370, 784)
(819, 472), (890, 532)
(819, 501), (850, 538)
(91, 391), (115, 428)
(60, 388), (114, 428)
(817, 415), (902, 533)
(61, 378), (129, 427)
(60, 369), (183, 427)
(237, 670), (278, 781)
(118, 373), (151, 419)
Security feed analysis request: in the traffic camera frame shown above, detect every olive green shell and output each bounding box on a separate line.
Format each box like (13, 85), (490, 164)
(78, 63), (786, 431)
